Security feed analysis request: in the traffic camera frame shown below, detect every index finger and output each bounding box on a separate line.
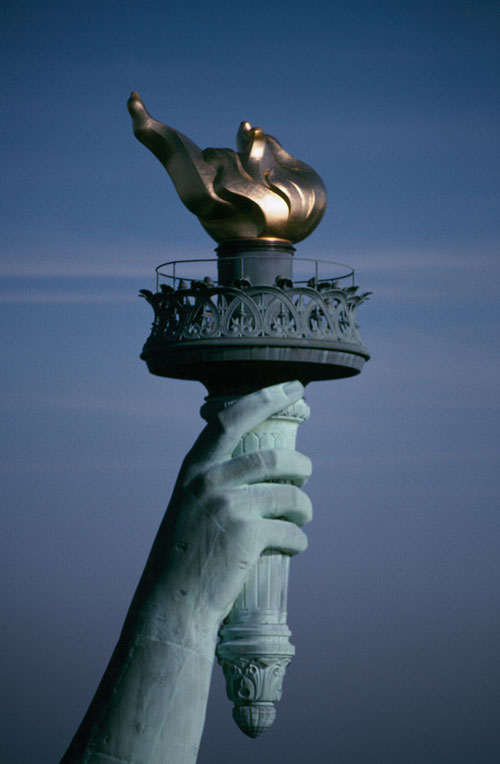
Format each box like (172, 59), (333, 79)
(192, 381), (305, 464)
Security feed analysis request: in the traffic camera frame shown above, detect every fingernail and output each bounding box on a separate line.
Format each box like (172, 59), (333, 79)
(283, 380), (303, 396)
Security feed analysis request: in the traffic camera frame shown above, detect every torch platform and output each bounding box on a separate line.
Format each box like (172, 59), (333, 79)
(140, 257), (370, 395)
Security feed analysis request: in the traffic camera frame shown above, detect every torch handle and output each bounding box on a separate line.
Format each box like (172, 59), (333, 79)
(201, 395), (310, 738)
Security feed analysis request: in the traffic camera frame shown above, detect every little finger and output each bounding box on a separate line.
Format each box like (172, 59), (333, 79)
(258, 519), (308, 557)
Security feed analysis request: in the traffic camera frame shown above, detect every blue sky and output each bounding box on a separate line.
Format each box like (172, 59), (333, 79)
(1, 2), (499, 762)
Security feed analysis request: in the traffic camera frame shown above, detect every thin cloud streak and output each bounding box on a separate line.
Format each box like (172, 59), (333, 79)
(0, 246), (207, 278)
(1, 250), (496, 305)
(0, 262), (154, 278)
(0, 458), (185, 473)
(327, 249), (500, 275)
(311, 448), (500, 468)
(0, 392), (201, 421)
(1, 245), (498, 279)
(0, 292), (138, 304)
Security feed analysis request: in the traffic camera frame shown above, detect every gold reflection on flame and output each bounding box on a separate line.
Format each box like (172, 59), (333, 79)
(127, 92), (327, 244)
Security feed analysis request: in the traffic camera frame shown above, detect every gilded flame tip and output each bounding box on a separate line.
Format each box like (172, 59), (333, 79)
(128, 95), (327, 244)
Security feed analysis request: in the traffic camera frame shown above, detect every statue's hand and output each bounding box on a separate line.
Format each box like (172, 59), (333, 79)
(137, 382), (312, 637)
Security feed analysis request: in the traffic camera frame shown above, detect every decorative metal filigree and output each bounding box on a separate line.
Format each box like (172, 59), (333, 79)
(140, 282), (370, 349)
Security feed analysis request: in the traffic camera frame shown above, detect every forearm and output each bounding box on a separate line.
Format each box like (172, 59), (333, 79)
(61, 592), (218, 764)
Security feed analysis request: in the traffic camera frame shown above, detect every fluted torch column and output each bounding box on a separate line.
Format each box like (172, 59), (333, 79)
(201, 395), (310, 737)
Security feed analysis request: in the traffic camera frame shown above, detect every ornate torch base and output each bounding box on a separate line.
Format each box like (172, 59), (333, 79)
(218, 554), (294, 738)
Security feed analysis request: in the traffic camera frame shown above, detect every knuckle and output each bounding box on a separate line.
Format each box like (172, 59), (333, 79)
(293, 486), (313, 524)
(203, 493), (238, 531)
(188, 472), (205, 497)
(260, 388), (274, 406)
(302, 501), (313, 526)
(296, 451), (312, 475)
(288, 524), (308, 554)
(208, 492), (231, 518)
(214, 410), (231, 436)
(241, 451), (265, 475)
(291, 452), (312, 486)
(206, 489), (248, 526)
(297, 527), (309, 553)
(190, 465), (218, 497)
(304, 494), (313, 523)
(249, 451), (264, 468)
(232, 514), (252, 536)
(263, 449), (279, 471)
(214, 403), (239, 440)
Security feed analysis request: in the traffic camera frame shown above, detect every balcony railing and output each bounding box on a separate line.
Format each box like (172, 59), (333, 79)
(154, 256), (356, 293)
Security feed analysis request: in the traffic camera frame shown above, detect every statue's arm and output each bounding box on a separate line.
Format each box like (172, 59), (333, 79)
(60, 382), (311, 764)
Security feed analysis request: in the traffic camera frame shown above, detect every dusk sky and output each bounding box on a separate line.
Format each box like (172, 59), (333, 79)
(1, 2), (499, 762)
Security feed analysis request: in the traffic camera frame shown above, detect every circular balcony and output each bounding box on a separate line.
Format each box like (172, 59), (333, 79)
(139, 256), (371, 395)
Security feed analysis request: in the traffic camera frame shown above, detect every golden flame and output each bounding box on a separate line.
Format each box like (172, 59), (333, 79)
(128, 93), (327, 244)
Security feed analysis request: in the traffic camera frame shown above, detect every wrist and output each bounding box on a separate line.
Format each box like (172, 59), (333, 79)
(125, 572), (220, 661)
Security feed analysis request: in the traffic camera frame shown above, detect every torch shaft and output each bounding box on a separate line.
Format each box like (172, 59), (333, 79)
(201, 395), (310, 737)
